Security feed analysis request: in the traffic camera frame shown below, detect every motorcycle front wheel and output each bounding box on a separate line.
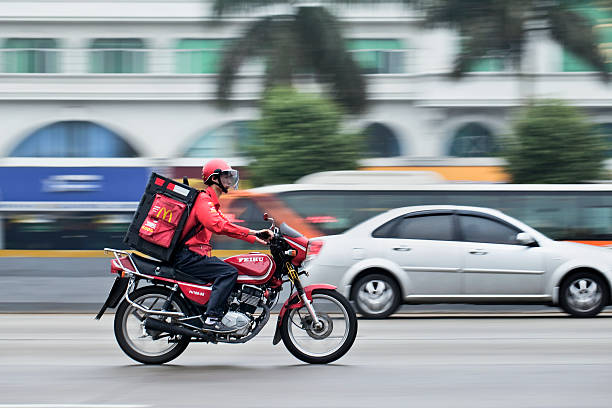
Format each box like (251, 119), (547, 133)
(114, 285), (190, 365)
(281, 289), (357, 364)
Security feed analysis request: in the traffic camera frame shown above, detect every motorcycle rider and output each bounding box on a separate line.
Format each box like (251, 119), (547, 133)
(173, 158), (272, 333)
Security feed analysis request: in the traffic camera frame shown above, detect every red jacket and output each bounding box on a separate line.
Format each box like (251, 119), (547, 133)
(180, 186), (256, 256)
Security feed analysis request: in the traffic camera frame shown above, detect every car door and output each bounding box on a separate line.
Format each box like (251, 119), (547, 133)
(373, 211), (463, 296)
(457, 212), (546, 295)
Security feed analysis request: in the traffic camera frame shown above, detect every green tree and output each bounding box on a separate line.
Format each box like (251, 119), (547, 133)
(213, 1), (366, 114)
(422, 0), (610, 81)
(349, 0), (610, 81)
(502, 100), (606, 183)
(247, 87), (362, 186)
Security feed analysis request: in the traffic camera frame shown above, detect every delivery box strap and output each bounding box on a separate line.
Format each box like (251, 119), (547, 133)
(178, 224), (203, 249)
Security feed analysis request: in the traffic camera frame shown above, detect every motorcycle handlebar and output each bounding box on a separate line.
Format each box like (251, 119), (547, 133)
(255, 230), (273, 241)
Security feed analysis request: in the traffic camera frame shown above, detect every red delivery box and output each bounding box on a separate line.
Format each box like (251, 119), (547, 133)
(124, 173), (199, 262)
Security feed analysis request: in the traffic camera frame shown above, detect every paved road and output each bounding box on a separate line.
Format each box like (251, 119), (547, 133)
(1, 314), (611, 408)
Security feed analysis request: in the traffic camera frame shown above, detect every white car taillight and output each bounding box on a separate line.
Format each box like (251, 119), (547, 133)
(305, 240), (324, 262)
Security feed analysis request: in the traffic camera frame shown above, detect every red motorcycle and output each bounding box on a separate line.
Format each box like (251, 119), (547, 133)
(97, 214), (357, 365)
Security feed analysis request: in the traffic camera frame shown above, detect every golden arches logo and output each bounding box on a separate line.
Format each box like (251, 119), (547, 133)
(156, 207), (173, 223)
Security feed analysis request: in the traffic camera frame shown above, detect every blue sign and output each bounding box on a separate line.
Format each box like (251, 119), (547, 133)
(0, 167), (151, 202)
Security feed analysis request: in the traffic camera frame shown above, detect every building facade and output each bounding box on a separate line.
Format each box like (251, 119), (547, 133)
(1, 0), (611, 182)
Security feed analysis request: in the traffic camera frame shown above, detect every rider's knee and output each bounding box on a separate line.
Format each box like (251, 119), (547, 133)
(226, 266), (238, 279)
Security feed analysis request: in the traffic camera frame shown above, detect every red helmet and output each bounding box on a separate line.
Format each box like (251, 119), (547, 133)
(201, 159), (239, 191)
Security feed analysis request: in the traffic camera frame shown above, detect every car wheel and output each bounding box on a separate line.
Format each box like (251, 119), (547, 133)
(351, 273), (401, 319)
(559, 271), (609, 317)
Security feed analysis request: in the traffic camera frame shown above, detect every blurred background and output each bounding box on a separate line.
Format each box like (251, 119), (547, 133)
(1, 0), (612, 310)
(1, 3), (612, 408)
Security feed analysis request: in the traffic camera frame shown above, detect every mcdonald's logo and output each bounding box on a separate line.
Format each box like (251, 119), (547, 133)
(157, 207), (173, 223)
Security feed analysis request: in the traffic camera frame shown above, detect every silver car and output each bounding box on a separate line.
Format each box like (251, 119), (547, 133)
(302, 206), (612, 318)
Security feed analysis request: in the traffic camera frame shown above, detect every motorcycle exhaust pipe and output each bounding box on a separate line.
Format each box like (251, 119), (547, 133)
(144, 317), (204, 339)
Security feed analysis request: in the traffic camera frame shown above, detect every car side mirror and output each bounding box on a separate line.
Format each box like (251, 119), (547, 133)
(516, 232), (536, 246)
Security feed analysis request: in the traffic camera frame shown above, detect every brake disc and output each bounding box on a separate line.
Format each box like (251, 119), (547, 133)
(304, 312), (333, 340)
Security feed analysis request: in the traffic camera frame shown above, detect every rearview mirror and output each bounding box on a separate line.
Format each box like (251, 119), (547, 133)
(516, 232), (536, 246)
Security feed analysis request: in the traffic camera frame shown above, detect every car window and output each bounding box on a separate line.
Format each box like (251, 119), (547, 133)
(459, 215), (519, 245)
(374, 214), (454, 241)
(280, 191), (359, 235)
(372, 217), (400, 238)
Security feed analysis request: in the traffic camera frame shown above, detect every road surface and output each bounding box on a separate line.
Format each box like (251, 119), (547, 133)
(1, 313), (611, 408)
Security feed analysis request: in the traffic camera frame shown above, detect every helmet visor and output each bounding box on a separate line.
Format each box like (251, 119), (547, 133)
(220, 169), (239, 190)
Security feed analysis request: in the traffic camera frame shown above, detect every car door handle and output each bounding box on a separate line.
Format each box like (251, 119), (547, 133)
(469, 249), (488, 255)
(393, 247), (411, 252)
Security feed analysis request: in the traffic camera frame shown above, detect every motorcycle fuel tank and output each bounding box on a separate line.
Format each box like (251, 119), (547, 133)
(224, 253), (275, 284)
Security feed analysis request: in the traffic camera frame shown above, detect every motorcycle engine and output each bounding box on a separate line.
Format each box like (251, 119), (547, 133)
(221, 311), (251, 337)
(238, 285), (264, 314)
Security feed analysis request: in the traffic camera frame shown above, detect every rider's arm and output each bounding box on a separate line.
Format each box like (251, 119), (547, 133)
(195, 199), (257, 244)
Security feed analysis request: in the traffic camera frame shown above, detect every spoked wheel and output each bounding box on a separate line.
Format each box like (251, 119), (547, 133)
(281, 289), (357, 364)
(114, 285), (190, 364)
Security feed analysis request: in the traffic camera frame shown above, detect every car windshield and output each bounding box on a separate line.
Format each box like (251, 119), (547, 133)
(279, 222), (303, 238)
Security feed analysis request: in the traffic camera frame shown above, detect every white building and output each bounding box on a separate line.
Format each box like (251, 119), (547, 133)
(1, 0), (611, 182)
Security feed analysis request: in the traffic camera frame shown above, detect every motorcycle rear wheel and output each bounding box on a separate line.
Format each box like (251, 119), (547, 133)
(114, 285), (190, 365)
(280, 289), (357, 364)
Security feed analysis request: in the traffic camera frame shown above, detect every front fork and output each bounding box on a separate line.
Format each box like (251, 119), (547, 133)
(287, 263), (322, 329)
(295, 280), (323, 329)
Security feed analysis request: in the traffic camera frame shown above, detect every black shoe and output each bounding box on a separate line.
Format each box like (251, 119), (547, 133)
(201, 319), (237, 333)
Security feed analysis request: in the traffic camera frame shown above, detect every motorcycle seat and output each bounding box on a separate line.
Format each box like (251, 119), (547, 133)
(131, 253), (210, 286)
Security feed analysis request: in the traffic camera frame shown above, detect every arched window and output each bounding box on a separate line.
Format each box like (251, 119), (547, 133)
(597, 123), (612, 157)
(10, 121), (138, 157)
(363, 123), (401, 158)
(449, 123), (497, 157)
(185, 121), (256, 157)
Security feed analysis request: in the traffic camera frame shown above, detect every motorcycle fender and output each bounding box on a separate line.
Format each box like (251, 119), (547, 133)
(272, 284), (337, 345)
(95, 276), (130, 320)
